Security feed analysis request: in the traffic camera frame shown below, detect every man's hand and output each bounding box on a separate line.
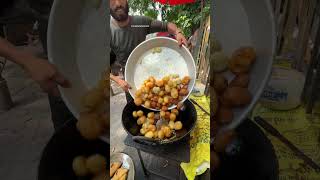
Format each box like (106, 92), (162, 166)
(166, 23), (187, 47)
(0, 37), (71, 96)
(176, 32), (188, 47)
(23, 56), (71, 96)
(115, 78), (131, 92)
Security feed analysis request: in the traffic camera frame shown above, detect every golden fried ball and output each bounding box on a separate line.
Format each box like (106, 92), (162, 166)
(171, 109), (179, 116)
(148, 124), (156, 132)
(77, 112), (103, 140)
(175, 79), (182, 85)
(154, 131), (158, 138)
(152, 87), (161, 94)
(156, 80), (164, 87)
(137, 116), (146, 125)
(137, 110), (144, 117)
(86, 154), (106, 175)
(145, 131), (154, 138)
(159, 91), (165, 97)
(151, 101), (157, 109)
(162, 112), (168, 120)
(168, 121), (175, 130)
(174, 121), (183, 130)
(163, 96), (170, 103)
(147, 112), (155, 118)
(134, 98), (143, 106)
(182, 76), (191, 85)
(132, 111), (138, 118)
(147, 93), (153, 99)
(149, 76), (156, 83)
(169, 113), (176, 121)
(163, 126), (172, 138)
(140, 128), (146, 135)
(135, 89), (143, 97)
(171, 88), (179, 99)
(144, 86), (150, 93)
(165, 85), (171, 93)
(144, 100), (151, 108)
(158, 97), (164, 104)
(146, 82), (154, 89)
(160, 111), (166, 117)
(72, 156), (89, 176)
(81, 88), (104, 110)
(142, 94), (148, 101)
(139, 116), (146, 123)
(161, 106), (168, 111)
(158, 130), (165, 139)
(147, 118), (155, 124)
(162, 76), (170, 83)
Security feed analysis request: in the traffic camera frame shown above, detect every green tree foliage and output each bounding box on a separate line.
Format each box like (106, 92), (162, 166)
(128, 0), (210, 37)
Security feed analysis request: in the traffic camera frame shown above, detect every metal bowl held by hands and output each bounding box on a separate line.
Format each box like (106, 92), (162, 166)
(213, 0), (275, 129)
(48, 0), (109, 142)
(122, 99), (197, 146)
(125, 37), (196, 111)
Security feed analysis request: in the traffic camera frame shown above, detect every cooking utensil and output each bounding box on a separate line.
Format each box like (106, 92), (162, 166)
(155, 117), (168, 130)
(110, 152), (135, 180)
(38, 120), (109, 180)
(48, 0), (109, 142)
(213, 0), (275, 129)
(122, 99), (197, 146)
(212, 119), (278, 180)
(125, 37), (196, 111)
(189, 98), (210, 116)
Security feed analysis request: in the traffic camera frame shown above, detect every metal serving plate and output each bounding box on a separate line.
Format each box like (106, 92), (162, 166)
(110, 152), (135, 180)
(213, 0), (275, 129)
(125, 37), (196, 111)
(48, 0), (109, 142)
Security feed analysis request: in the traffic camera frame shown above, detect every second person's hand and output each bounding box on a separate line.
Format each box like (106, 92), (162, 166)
(176, 32), (188, 47)
(116, 78), (131, 92)
(22, 55), (71, 96)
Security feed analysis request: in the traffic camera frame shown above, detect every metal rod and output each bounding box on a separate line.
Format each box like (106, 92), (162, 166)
(254, 116), (320, 172)
(137, 149), (149, 177)
(189, 98), (210, 116)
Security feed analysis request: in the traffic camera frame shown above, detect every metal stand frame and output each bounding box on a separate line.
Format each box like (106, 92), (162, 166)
(136, 148), (180, 180)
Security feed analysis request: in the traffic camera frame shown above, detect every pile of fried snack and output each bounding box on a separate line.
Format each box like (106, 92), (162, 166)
(77, 70), (109, 140)
(133, 75), (191, 110)
(211, 36), (256, 169)
(132, 75), (188, 140)
(132, 108), (183, 140)
(72, 154), (107, 180)
(72, 71), (108, 179)
(110, 162), (128, 180)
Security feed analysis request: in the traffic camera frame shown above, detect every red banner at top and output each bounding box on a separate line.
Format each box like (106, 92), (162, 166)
(154, 0), (196, 5)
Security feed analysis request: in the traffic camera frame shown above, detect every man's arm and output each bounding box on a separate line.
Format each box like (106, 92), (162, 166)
(149, 19), (187, 46)
(0, 37), (70, 96)
(166, 22), (188, 46)
(0, 37), (26, 66)
(110, 73), (131, 92)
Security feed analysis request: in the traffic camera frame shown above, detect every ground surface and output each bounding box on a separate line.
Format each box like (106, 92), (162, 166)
(0, 45), (54, 180)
